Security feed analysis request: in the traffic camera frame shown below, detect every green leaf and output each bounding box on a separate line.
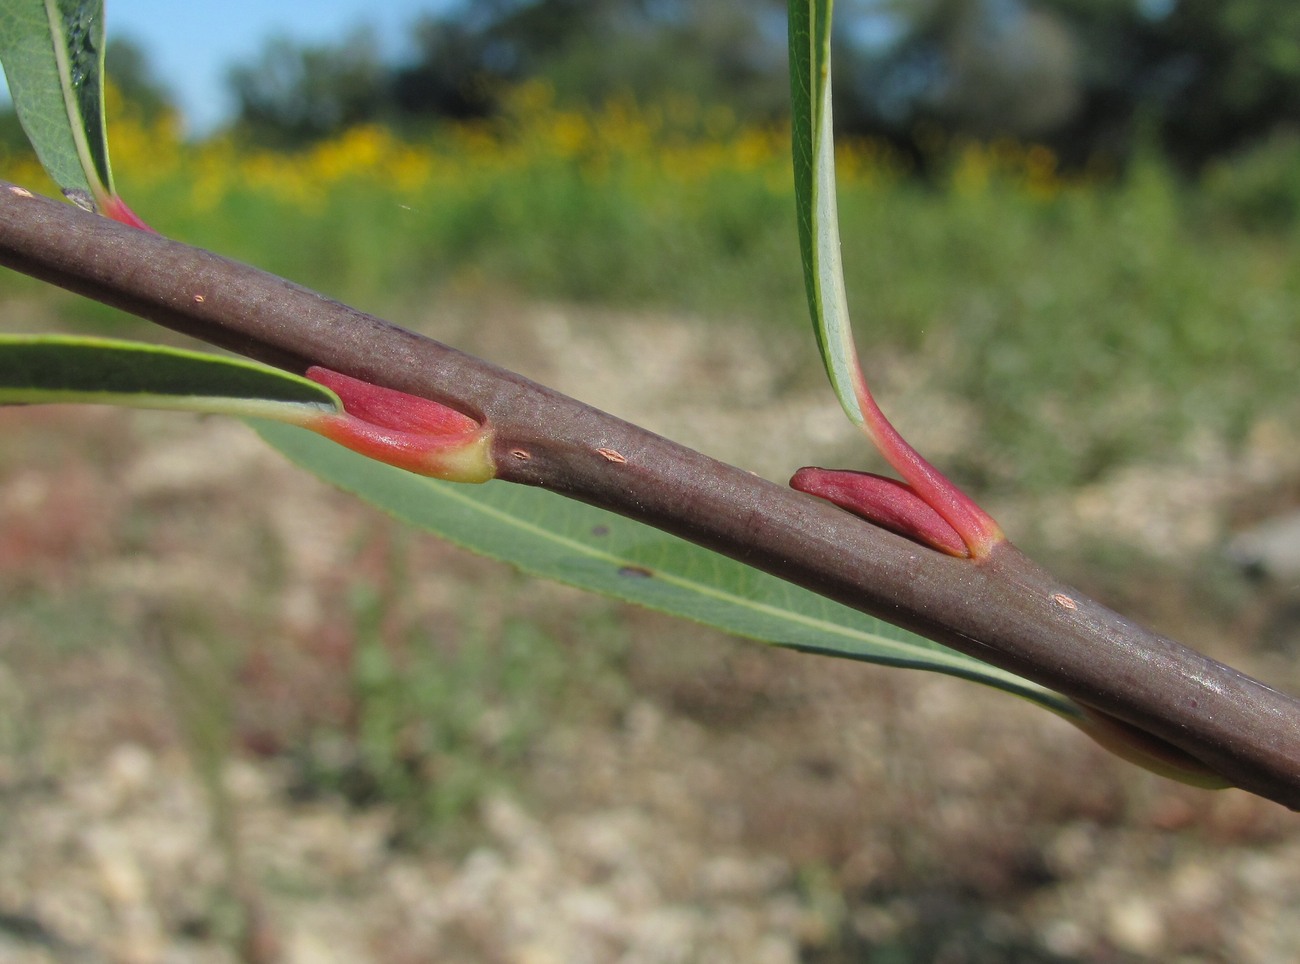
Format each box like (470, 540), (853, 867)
(0, 334), (340, 419)
(255, 419), (1080, 719)
(0, 0), (113, 205)
(788, 0), (864, 428)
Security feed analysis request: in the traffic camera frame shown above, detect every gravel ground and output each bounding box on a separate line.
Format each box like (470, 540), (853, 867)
(1, 297), (1298, 963)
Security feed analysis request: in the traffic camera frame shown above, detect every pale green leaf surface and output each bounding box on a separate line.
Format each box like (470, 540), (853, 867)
(788, 0), (864, 427)
(0, 0), (111, 201)
(0, 335), (339, 419)
(256, 420), (1078, 718)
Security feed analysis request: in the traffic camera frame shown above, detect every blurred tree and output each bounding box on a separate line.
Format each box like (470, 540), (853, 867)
(391, 0), (789, 123)
(536, 0), (790, 121)
(836, 0), (1300, 171)
(228, 28), (387, 147)
(1045, 0), (1300, 168)
(105, 36), (176, 124)
(389, 17), (496, 121)
(220, 0), (1300, 167)
(834, 0), (1082, 142)
(226, 0), (790, 144)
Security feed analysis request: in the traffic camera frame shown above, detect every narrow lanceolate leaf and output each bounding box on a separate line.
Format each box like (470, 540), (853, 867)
(0, 335), (340, 419)
(0, 337), (495, 483)
(0, 0), (126, 215)
(788, 0), (861, 426)
(255, 419), (1079, 719)
(787, 0), (1002, 557)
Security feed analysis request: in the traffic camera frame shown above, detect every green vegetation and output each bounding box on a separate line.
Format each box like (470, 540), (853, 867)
(326, 575), (627, 842)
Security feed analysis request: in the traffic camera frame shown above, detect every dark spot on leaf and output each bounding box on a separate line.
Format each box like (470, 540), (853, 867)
(591, 525), (610, 537)
(618, 565), (653, 579)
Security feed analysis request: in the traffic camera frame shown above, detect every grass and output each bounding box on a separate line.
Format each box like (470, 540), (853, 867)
(307, 549), (630, 844)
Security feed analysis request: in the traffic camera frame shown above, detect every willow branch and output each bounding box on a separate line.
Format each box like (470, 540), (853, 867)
(2, 183), (1297, 808)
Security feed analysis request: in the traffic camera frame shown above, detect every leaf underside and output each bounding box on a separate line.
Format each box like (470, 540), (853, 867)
(788, 0), (864, 427)
(256, 420), (1078, 719)
(0, 0), (111, 201)
(0, 335), (339, 417)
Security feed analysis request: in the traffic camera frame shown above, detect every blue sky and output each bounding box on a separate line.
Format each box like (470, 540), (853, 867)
(2, 0), (456, 134)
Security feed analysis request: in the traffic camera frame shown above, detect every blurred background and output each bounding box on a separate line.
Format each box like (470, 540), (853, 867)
(2, 1), (1300, 961)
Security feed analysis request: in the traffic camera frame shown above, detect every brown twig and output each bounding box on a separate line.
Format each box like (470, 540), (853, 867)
(2, 182), (1297, 808)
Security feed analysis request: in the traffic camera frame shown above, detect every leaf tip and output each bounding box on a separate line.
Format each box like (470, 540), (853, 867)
(1072, 707), (1233, 790)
